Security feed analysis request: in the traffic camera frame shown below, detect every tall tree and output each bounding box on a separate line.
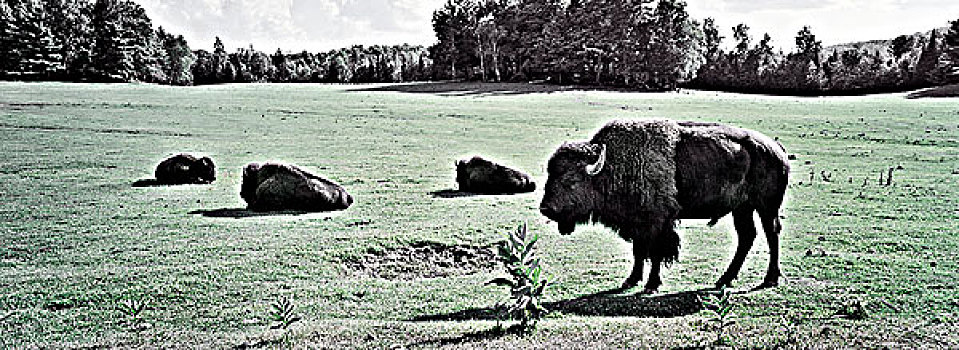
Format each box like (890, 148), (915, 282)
(135, 27), (166, 83)
(20, 1), (65, 79)
(158, 29), (194, 85)
(431, 0), (475, 79)
(732, 23), (751, 58)
(702, 17), (723, 64)
(271, 48), (290, 82)
(212, 36), (233, 81)
(794, 25), (822, 67)
(916, 29), (950, 85)
(943, 19), (959, 82)
(91, 0), (142, 81)
(647, 0), (703, 88)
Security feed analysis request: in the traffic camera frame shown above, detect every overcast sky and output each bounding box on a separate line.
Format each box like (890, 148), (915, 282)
(133, 0), (959, 53)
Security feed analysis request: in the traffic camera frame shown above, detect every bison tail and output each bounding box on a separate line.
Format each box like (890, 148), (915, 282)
(707, 217), (720, 227)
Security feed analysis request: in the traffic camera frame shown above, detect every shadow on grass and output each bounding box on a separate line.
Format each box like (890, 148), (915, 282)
(131, 179), (164, 187)
(408, 288), (708, 347)
(132, 179), (213, 187)
(406, 324), (533, 349)
(430, 189), (533, 198)
(430, 189), (480, 198)
(411, 287), (707, 322)
(188, 208), (308, 218)
(907, 84), (959, 99)
(352, 81), (632, 97)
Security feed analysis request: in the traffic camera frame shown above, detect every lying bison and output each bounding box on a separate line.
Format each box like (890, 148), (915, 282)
(155, 153), (216, 185)
(455, 156), (535, 194)
(241, 162), (353, 212)
(539, 119), (789, 293)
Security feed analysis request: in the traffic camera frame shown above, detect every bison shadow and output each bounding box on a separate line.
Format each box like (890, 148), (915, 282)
(410, 287), (706, 322)
(188, 208), (309, 218)
(132, 179), (212, 187)
(430, 189), (481, 198)
(430, 189), (532, 198)
(131, 179), (165, 187)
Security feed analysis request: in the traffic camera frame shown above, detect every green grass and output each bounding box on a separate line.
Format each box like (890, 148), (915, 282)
(1, 82), (957, 348)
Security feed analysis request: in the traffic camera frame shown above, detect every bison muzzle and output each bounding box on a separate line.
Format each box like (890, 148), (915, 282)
(540, 119), (789, 293)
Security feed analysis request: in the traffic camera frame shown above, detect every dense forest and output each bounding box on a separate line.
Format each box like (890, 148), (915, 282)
(430, 0), (959, 93)
(0, 0), (433, 85)
(0, 0), (194, 84)
(2, 0), (958, 93)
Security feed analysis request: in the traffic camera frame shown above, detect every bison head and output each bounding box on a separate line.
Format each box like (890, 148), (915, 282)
(240, 162), (263, 205)
(539, 142), (606, 235)
(197, 156), (216, 183)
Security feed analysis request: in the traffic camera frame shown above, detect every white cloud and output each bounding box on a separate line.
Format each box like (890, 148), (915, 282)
(135, 0), (956, 53)
(134, 0), (444, 52)
(685, 0), (959, 51)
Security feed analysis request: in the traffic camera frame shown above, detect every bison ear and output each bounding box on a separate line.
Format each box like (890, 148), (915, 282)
(585, 144), (606, 176)
(243, 163), (260, 176)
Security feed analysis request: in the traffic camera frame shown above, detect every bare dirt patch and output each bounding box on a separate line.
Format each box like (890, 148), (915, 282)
(344, 242), (498, 280)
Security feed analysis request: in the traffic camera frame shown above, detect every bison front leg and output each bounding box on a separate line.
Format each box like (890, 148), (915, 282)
(623, 239), (645, 289)
(643, 256), (663, 294)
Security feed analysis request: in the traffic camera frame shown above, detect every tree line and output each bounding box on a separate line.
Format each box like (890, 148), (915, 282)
(3, 0), (958, 93)
(431, 0), (959, 93)
(191, 40), (433, 85)
(0, 0), (434, 85)
(690, 21), (959, 94)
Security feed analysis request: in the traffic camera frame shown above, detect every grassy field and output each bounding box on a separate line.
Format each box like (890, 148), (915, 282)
(1, 81), (957, 349)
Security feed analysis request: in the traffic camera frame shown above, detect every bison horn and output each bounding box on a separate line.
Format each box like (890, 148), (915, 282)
(585, 144), (606, 176)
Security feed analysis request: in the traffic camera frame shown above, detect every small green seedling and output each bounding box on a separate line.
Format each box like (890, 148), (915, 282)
(700, 288), (737, 346)
(116, 296), (149, 331)
(269, 296), (301, 330)
(487, 223), (550, 330)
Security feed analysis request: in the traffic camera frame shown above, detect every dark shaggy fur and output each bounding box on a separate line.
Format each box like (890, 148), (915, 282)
(154, 153), (215, 185)
(455, 156), (535, 194)
(540, 119), (789, 292)
(241, 162), (353, 212)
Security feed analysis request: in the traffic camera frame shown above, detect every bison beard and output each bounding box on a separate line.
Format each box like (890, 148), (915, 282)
(540, 119), (789, 293)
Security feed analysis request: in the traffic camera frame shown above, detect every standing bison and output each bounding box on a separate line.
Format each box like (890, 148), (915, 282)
(155, 153), (216, 185)
(539, 119), (789, 293)
(241, 162), (353, 212)
(455, 156), (536, 194)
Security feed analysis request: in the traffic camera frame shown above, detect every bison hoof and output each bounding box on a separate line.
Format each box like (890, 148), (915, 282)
(714, 280), (734, 289)
(640, 287), (657, 295)
(754, 280), (779, 290)
(621, 279), (639, 290)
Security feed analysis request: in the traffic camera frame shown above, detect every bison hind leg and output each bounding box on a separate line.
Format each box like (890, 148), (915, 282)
(757, 210), (783, 288)
(716, 208), (758, 288)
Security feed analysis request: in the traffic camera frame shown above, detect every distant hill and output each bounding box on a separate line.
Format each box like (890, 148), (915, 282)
(824, 27), (949, 61)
